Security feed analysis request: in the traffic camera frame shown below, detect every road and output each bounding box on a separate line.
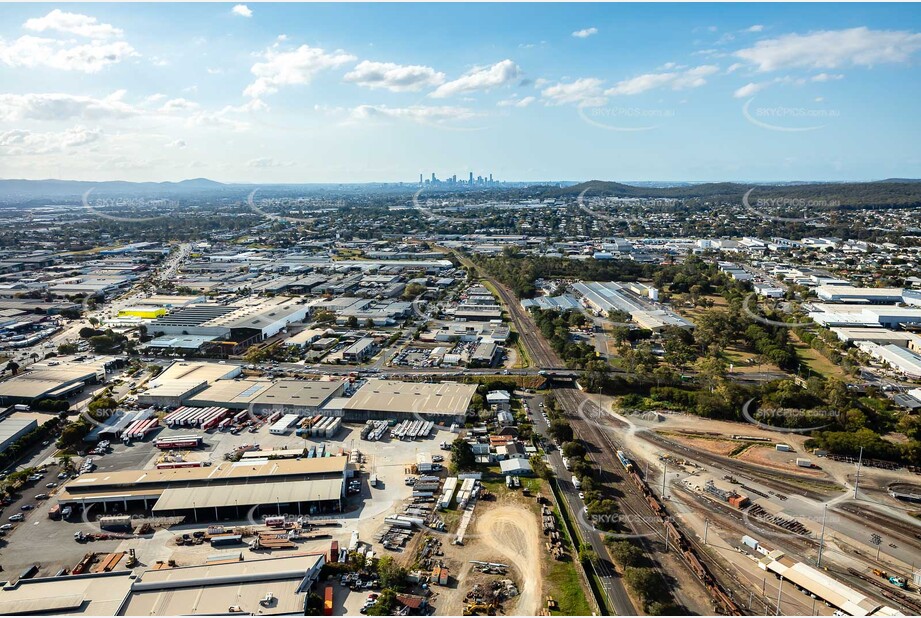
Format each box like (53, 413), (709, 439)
(527, 393), (638, 616)
(448, 248), (641, 615)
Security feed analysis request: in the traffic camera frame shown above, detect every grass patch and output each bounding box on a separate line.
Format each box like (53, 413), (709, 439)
(790, 333), (848, 379)
(546, 559), (593, 616)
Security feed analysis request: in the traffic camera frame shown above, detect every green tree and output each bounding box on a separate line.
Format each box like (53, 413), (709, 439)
(450, 438), (475, 471)
(623, 566), (663, 602)
(376, 555), (407, 589)
(58, 343), (79, 355)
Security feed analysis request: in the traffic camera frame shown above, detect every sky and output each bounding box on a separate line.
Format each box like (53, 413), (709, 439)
(0, 2), (920, 184)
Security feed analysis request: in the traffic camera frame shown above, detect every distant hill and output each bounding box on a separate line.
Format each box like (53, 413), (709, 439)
(0, 177), (230, 199)
(543, 180), (921, 208)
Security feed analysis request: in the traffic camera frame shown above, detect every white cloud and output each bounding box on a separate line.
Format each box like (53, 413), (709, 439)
(248, 157), (293, 168)
(23, 9), (122, 39)
(605, 65), (718, 96)
(0, 125), (101, 155)
(231, 4), (253, 18)
(733, 82), (767, 98)
(158, 98), (199, 113)
(746, 25), (764, 33)
(0, 35), (137, 73)
(166, 139), (186, 149)
(430, 59), (520, 98)
(350, 104), (479, 124)
(811, 72), (843, 82)
(245, 44), (357, 97)
(0, 91), (139, 122)
(343, 60), (445, 92)
(541, 78), (606, 107)
(572, 27), (598, 39)
(498, 95), (536, 108)
(734, 27), (921, 72)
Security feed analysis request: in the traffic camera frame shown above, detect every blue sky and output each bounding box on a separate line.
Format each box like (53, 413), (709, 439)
(1, 2), (919, 183)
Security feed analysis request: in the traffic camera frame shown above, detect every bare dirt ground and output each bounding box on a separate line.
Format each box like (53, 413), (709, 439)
(736, 443), (828, 477)
(659, 432), (740, 457)
(474, 505), (542, 616)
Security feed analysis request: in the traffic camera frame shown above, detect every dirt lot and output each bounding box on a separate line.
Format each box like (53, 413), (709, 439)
(659, 432), (741, 457)
(736, 443), (829, 477)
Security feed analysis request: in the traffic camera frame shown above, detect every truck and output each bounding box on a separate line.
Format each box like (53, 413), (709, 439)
(370, 474), (379, 488)
(48, 504), (61, 520)
(572, 475), (581, 490)
(323, 585), (334, 616)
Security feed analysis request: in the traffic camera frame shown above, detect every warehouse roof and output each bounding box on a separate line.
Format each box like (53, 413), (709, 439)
(185, 379), (272, 407)
(121, 554), (325, 616)
(251, 379), (346, 408)
(152, 477), (342, 512)
(764, 555), (882, 616)
(153, 361), (240, 385)
(64, 457), (348, 493)
(343, 379), (475, 416)
(0, 571), (134, 616)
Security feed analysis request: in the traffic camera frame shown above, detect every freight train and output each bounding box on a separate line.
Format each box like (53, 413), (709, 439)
(616, 450), (635, 473)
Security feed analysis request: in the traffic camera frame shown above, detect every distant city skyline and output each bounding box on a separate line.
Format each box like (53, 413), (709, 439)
(1, 3), (920, 183)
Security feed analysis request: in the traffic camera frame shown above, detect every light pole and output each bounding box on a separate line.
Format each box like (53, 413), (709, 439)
(816, 504), (827, 568)
(662, 461), (667, 498)
(775, 575), (784, 616)
(854, 446), (864, 500)
(704, 519), (710, 545)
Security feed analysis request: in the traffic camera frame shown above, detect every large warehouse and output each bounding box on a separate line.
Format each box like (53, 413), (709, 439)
(0, 360), (109, 405)
(147, 298), (310, 346)
(58, 457), (349, 520)
(341, 379), (475, 424)
(0, 554), (326, 616)
(179, 378), (347, 414)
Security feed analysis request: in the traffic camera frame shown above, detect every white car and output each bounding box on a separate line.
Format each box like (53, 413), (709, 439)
(8, 513), (24, 522)
(0, 523), (13, 530)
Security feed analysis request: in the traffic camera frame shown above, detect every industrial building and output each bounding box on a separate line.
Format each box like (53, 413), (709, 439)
(184, 378), (345, 414)
(136, 362), (242, 408)
(757, 547), (898, 616)
(342, 337), (377, 363)
(809, 304), (921, 329)
(341, 379), (475, 424)
(0, 413), (38, 453)
(249, 379), (347, 416)
(147, 297), (310, 347)
(0, 554), (326, 616)
(856, 342), (921, 379)
(816, 285), (906, 304)
(0, 360), (108, 405)
(573, 281), (693, 331)
(0, 570), (135, 615)
(58, 457), (349, 519)
(120, 553), (326, 615)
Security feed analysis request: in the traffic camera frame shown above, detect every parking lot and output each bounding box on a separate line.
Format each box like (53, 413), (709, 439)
(0, 414), (458, 579)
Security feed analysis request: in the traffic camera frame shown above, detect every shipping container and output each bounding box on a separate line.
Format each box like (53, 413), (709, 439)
(329, 540), (339, 563)
(323, 585), (333, 616)
(210, 534), (243, 547)
(796, 458), (812, 468)
(776, 444), (793, 452)
(742, 535), (759, 550)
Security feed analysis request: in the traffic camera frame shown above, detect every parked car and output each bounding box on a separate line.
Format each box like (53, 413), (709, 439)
(9, 513), (24, 522)
(20, 504), (33, 511)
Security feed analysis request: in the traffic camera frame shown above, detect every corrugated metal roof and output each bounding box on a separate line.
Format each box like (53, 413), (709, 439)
(152, 478), (342, 511)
